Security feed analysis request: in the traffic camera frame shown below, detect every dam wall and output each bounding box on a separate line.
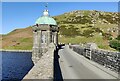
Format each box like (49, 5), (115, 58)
(23, 43), (55, 79)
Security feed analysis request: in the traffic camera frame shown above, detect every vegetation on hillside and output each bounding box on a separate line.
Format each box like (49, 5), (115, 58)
(1, 10), (119, 51)
(54, 10), (119, 51)
(54, 10), (119, 24)
(1, 27), (33, 50)
(109, 35), (120, 51)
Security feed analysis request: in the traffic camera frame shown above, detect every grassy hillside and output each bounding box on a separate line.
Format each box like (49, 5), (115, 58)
(1, 27), (33, 50)
(54, 10), (118, 51)
(1, 10), (119, 51)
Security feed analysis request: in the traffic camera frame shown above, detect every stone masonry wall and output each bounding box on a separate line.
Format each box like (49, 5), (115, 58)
(23, 43), (55, 79)
(69, 45), (120, 73)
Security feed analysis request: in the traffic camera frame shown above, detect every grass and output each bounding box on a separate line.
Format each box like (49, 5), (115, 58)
(59, 34), (103, 44)
(58, 29), (117, 51)
(2, 23), (117, 51)
(2, 27), (33, 50)
(2, 10), (118, 51)
(4, 37), (33, 50)
(4, 44), (33, 50)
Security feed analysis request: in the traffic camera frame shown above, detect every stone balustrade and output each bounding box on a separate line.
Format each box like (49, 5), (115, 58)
(69, 45), (120, 73)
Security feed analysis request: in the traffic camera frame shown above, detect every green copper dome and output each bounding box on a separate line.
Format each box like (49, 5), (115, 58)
(35, 10), (57, 25)
(35, 16), (57, 25)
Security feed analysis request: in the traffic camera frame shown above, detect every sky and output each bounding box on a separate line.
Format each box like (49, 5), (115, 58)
(1, 0), (120, 2)
(1, 2), (119, 34)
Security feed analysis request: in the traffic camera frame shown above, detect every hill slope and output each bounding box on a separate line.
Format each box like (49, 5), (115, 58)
(1, 10), (119, 50)
(1, 27), (33, 50)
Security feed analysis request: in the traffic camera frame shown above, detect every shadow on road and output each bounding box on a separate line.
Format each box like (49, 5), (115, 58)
(54, 44), (64, 81)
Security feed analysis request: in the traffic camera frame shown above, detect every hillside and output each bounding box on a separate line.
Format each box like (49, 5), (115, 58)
(1, 27), (33, 50)
(1, 10), (119, 50)
(53, 10), (119, 24)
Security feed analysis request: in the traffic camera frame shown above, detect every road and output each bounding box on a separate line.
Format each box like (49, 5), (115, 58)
(57, 45), (117, 79)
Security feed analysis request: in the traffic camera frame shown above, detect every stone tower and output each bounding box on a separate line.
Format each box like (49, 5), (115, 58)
(32, 9), (58, 63)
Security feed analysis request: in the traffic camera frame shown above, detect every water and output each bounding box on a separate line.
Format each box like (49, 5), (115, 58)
(1, 51), (34, 81)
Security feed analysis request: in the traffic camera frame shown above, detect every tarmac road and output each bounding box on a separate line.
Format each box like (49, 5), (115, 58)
(58, 45), (117, 79)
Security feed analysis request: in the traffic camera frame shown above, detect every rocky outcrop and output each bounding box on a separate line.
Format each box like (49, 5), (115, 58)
(54, 10), (119, 24)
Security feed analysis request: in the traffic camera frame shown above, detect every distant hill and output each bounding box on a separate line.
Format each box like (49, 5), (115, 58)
(1, 10), (119, 50)
(53, 10), (119, 24)
(1, 27), (33, 50)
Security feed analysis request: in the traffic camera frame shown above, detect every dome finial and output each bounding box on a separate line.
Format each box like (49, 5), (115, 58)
(43, 3), (49, 16)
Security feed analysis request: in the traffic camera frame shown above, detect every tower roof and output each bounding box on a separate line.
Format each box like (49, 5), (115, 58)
(35, 10), (57, 25)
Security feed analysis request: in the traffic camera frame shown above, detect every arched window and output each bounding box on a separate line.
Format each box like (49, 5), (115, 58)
(41, 31), (47, 44)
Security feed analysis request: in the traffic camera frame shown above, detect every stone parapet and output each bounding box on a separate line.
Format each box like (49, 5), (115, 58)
(69, 45), (120, 74)
(23, 43), (55, 79)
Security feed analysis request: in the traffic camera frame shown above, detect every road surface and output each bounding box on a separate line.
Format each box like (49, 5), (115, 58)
(57, 45), (117, 79)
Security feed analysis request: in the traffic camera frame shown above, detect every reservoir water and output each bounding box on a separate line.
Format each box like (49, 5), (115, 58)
(1, 51), (34, 81)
